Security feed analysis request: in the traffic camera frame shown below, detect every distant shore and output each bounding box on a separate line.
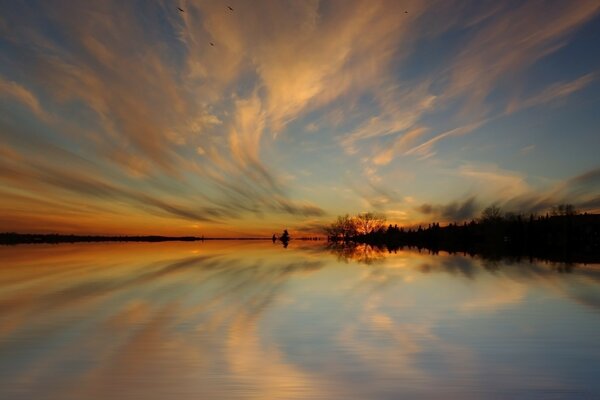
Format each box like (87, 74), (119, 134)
(0, 233), (257, 245)
(0, 233), (324, 245)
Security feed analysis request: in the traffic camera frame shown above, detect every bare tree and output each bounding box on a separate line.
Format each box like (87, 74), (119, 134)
(481, 205), (502, 223)
(353, 212), (386, 234)
(325, 214), (357, 240)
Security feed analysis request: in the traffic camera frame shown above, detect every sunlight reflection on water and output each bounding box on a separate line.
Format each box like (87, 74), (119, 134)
(0, 241), (599, 399)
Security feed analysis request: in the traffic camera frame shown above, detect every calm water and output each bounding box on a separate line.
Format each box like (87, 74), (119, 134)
(1, 241), (599, 399)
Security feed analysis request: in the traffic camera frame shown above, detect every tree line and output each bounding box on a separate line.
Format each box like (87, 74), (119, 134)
(325, 205), (600, 263)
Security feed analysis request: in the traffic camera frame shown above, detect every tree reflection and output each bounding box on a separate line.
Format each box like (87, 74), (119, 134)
(327, 243), (387, 265)
(327, 242), (584, 272)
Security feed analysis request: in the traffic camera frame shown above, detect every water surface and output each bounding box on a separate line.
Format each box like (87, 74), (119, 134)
(1, 241), (599, 399)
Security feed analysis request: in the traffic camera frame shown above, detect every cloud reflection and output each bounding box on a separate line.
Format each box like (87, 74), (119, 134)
(1, 242), (600, 398)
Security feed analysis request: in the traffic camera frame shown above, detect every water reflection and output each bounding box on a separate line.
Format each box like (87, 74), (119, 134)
(1, 242), (599, 399)
(327, 242), (388, 265)
(326, 241), (589, 271)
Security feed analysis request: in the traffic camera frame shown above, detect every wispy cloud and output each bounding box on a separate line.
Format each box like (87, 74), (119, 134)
(343, 83), (436, 154)
(417, 197), (479, 222)
(403, 120), (489, 160)
(361, 0), (600, 166)
(416, 166), (600, 222)
(440, 0), (600, 111)
(507, 72), (598, 113)
(0, 77), (52, 121)
(0, 0), (329, 232)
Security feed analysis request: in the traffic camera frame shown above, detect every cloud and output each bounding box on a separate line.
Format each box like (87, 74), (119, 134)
(292, 220), (329, 235)
(0, 0), (331, 231)
(404, 120), (488, 159)
(399, 71), (596, 164)
(0, 77), (51, 121)
(0, 157), (227, 223)
(441, 1), (600, 110)
(373, 126), (429, 165)
(519, 145), (535, 155)
(184, 0), (428, 137)
(228, 92), (266, 168)
(417, 166), (600, 221)
(507, 72), (598, 113)
(568, 167), (600, 188)
(499, 167), (600, 214)
(253, 1), (427, 134)
(343, 82), (436, 154)
(346, 174), (404, 211)
(458, 164), (530, 199)
(417, 196), (479, 222)
(365, 1), (600, 164)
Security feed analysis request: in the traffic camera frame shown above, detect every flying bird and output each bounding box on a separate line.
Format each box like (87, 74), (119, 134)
(209, 42), (215, 46)
(405, 10), (408, 14)
(228, 6), (234, 11)
(178, 7), (184, 12)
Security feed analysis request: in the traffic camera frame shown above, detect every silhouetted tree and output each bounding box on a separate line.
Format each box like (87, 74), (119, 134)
(552, 204), (577, 216)
(322, 209), (600, 264)
(481, 205), (502, 223)
(325, 214), (357, 240)
(354, 212), (386, 235)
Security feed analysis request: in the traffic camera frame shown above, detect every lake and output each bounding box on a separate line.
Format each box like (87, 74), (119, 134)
(1, 241), (599, 399)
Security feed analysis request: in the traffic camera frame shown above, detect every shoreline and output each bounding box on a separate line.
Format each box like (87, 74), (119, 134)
(0, 233), (324, 245)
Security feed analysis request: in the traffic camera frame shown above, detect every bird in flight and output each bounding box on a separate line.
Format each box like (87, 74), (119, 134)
(209, 42), (215, 46)
(228, 6), (234, 11)
(404, 10), (408, 14)
(178, 7), (184, 12)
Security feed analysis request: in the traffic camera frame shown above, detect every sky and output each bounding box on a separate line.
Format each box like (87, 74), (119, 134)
(0, 0), (599, 237)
